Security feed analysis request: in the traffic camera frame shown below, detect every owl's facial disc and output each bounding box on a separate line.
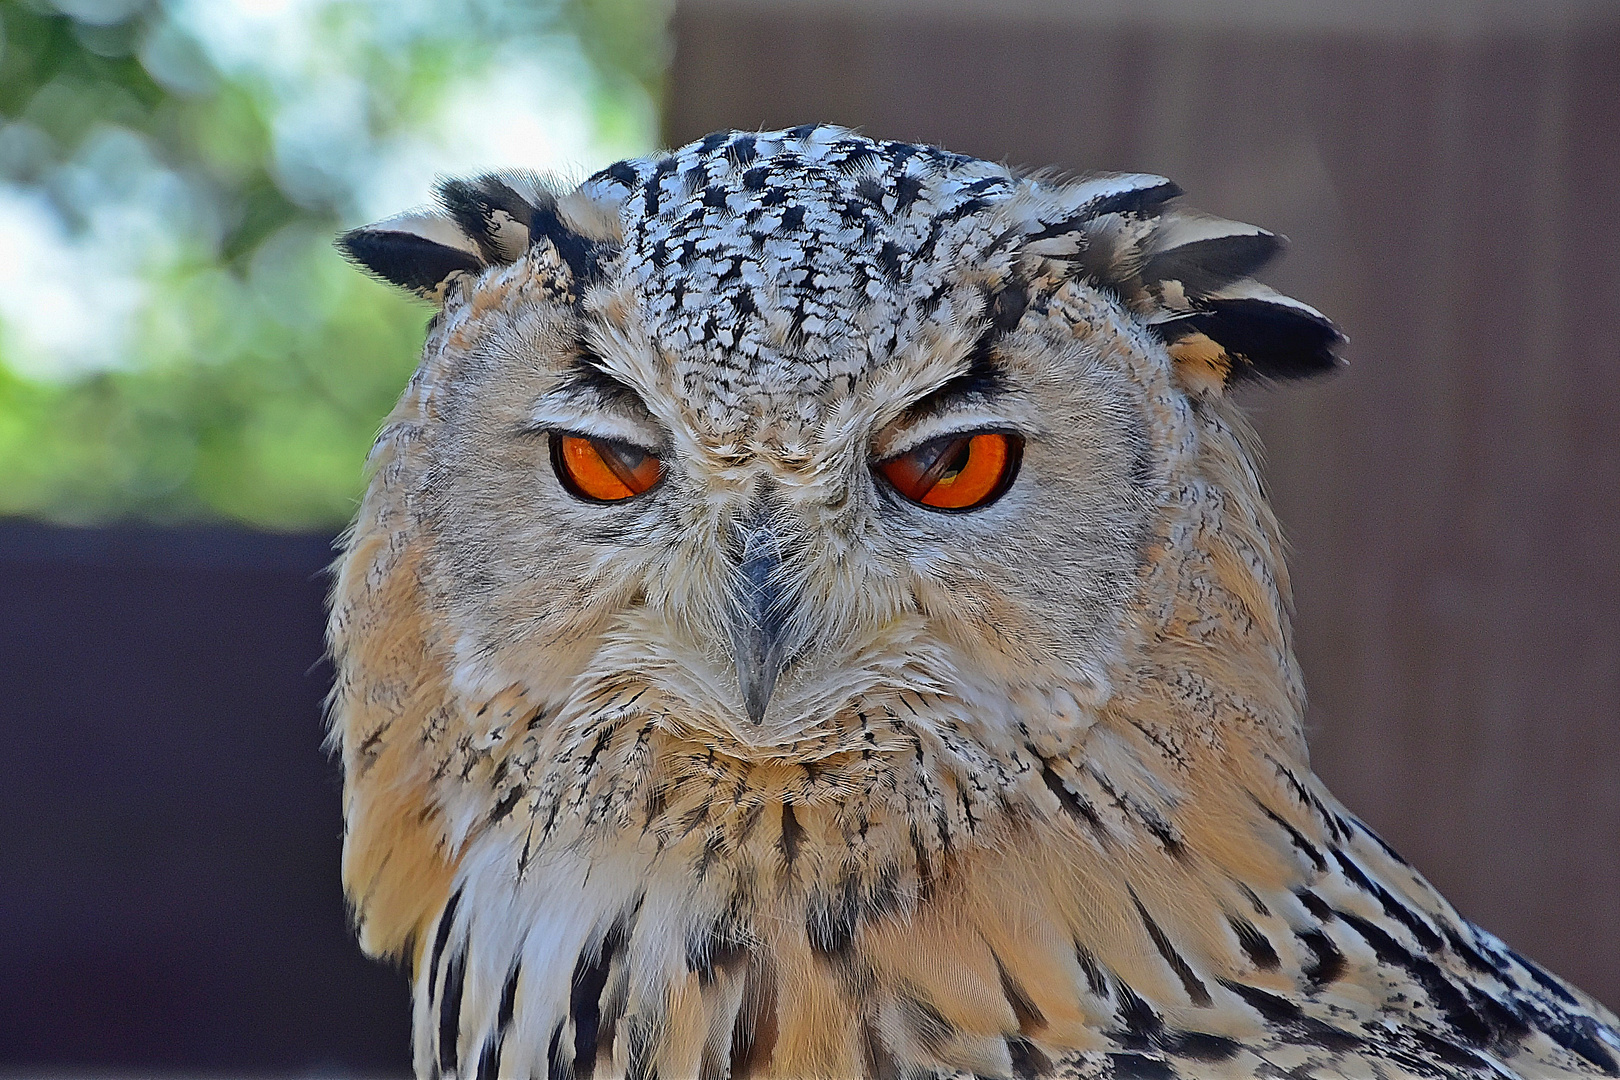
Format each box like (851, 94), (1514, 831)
(527, 339), (1057, 734)
(427, 154), (1185, 742)
(719, 414), (1026, 726)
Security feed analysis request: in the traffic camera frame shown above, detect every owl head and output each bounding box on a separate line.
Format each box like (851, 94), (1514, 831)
(329, 125), (1341, 960)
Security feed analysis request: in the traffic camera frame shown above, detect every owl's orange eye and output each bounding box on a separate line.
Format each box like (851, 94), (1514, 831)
(551, 433), (663, 502)
(878, 431), (1023, 511)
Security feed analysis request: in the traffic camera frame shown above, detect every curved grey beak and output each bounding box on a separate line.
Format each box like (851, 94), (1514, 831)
(729, 523), (791, 724)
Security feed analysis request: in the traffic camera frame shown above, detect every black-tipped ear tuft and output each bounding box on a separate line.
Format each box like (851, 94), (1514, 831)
(1036, 174), (1344, 392)
(337, 227), (484, 300)
(1141, 231), (1284, 296)
(1158, 294), (1344, 387)
(1082, 175), (1183, 219)
(437, 174), (546, 263)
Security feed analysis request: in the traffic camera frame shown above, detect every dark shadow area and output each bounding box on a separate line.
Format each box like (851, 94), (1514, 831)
(0, 521), (411, 1072)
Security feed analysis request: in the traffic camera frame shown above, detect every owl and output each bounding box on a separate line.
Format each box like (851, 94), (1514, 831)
(328, 125), (1619, 1079)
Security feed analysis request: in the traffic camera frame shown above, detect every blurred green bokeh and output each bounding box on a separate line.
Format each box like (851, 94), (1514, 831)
(0, 0), (668, 529)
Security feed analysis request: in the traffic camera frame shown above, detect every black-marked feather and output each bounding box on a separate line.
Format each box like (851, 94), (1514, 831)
(337, 225), (482, 298)
(437, 173), (547, 263)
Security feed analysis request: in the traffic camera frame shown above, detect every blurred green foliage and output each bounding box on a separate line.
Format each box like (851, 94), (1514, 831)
(0, 0), (667, 529)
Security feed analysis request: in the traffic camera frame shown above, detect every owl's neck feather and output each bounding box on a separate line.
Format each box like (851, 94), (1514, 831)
(407, 691), (1481, 1079)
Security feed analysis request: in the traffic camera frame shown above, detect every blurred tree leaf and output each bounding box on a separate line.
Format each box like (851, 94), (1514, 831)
(0, 0), (667, 530)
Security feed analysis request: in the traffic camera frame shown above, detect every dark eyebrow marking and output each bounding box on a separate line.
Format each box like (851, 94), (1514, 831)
(901, 280), (1026, 419)
(565, 345), (653, 413)
(903, 341), (1007, 420)
(519, 343), (657, 438)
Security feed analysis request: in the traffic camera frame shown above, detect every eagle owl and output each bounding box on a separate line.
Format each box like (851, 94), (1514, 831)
(329, 126), (1619, 1079)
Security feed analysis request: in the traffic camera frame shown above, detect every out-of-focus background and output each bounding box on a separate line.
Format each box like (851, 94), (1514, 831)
(1, 0), (1615, 1072)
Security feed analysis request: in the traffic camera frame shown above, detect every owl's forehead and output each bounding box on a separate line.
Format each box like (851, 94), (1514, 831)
(595, 127), (1024, 431)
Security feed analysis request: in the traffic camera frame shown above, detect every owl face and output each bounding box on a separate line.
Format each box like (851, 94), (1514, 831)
(339, 125), (1337, 765)
(367, 137), (1200, 765)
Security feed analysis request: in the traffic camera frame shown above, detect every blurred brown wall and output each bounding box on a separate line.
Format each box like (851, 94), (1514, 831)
(0, 525), (410, 1072)
(666, 0), (1620, 1007)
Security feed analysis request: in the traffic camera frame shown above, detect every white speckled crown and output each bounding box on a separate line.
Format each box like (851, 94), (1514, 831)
(342, 124), (1342, 419)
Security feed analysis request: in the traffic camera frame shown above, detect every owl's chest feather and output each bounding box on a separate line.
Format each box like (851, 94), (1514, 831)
(412, 716), (1620, 1080)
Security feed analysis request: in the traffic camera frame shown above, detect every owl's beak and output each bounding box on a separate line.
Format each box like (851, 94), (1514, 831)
(728, 522), (791, 724)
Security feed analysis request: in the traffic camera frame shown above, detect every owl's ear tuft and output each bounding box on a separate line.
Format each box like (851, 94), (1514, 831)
(438, 171), (608, 288)
(337, 212), (485, 302)
(1140, 214), (1284, 296)
(1040, 177), (1346, 394)
(528, 201), (606, 287)
(1155, 286), (1344, 394)
(436, 172), (547, 263)
(1130, 209), (1344, 392)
